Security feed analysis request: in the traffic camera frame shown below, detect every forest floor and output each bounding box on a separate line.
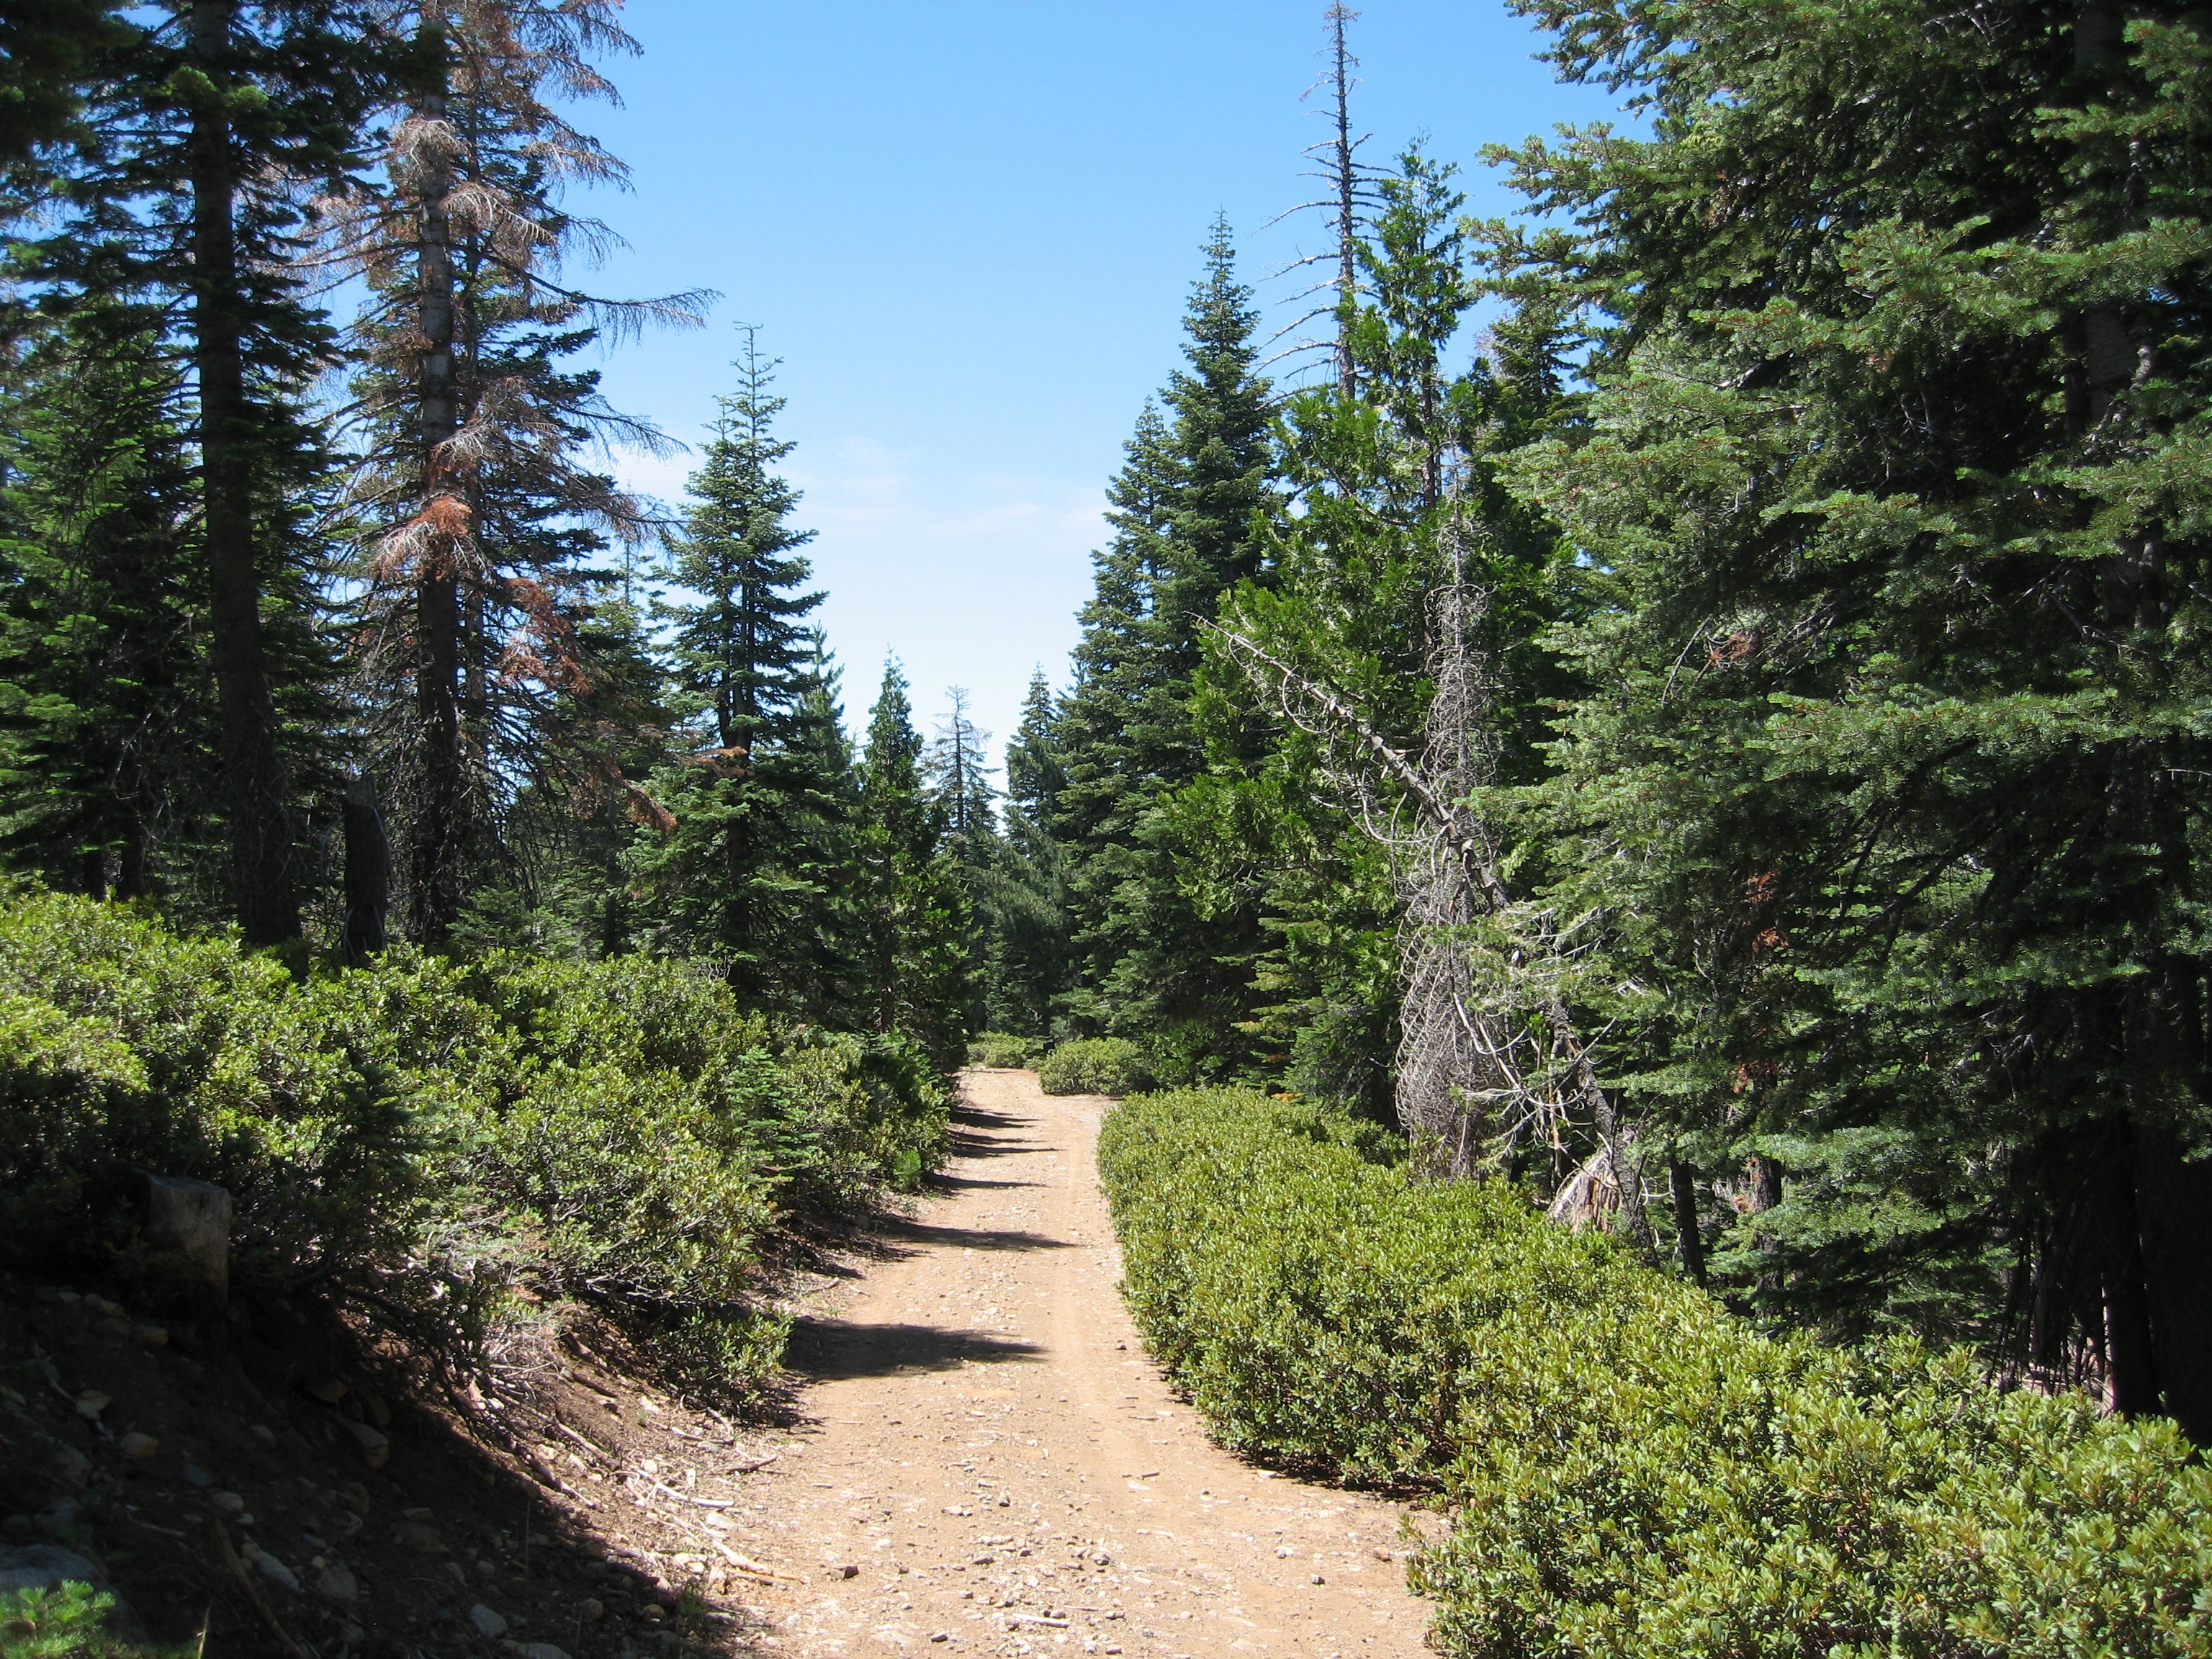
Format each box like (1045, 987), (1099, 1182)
(728, 1069), (1432, 1659)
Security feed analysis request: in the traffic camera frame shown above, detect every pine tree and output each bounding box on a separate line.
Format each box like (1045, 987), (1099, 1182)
(337, 0), (706, 944)
(1496, 0), (2212, 1435)
(925, 686), (1000, 1033)
(981, 668), (1069, 1037)
(22, 2), (391, 940)
(1051, 222), (1277, 1076)
(0, 306), (210, 900)
(1051, 400), (1173, 1012)
(854, 662), (971, 1066)
(1173, 145), (1572, 1125)
(926, 688), (997, 866)
(0, 2), (129, 168)
(628, 337), (851, 1017)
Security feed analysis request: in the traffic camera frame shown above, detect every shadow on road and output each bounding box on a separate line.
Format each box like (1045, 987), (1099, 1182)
(952, 1103), (1029, 1130)
(878, 1219), (1074, 1253)
(928, 1173), (1040, 1193)
(785, 1318), (1046, 1380)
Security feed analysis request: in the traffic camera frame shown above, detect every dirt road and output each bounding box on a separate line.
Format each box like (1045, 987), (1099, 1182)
(728, 1069), (1431, 1658)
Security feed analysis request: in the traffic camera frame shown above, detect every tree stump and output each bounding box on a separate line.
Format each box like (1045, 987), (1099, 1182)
(132, 1170), (233, 1307)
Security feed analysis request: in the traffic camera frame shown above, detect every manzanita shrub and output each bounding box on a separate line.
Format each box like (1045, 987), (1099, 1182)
(1098, 1088), (2212, 1658)
(967, 1031), (1046, 1069)
(1037, 1036), (1152, 1097)
(0, 889), (949, 1388)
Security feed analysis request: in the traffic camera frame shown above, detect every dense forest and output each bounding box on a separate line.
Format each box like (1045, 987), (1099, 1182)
(4, 0), (2212, 1653)
(0, 0), (976, 1041)
(1026, 0), (2212, 1448)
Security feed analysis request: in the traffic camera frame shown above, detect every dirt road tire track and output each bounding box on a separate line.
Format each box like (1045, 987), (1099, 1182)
(731, 1067), (1431, 1658)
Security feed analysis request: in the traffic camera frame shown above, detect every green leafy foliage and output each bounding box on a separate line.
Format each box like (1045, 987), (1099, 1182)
(0, 1583), (188, 1659)
(1036, 1037), (1152, 1097)
(1100, 1088), (2212, 1658)
(966, 1032), (1045, 1069)
(0, 888), (948, 1386)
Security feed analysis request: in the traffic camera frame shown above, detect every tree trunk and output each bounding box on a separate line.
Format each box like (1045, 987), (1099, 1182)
(2134, 1121), (2212, 1440)
(2084, 1115), (2163, 1418)
(1327, 3), (1358, 401)
(1671, 1156), (1708, 1287)
(1743, 1152), (1784, 1292)
(341, 773), (390, 961)
(190, 0), (298, 945)
(409, 20), (466, 944)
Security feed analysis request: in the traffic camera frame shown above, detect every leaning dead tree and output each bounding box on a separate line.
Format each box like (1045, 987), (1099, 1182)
(1206, 520), (1652, 1243)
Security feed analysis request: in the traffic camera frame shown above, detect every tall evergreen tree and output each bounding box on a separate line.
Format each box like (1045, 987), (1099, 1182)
(628, 338), (851, 1018)
(337, 0), (705, 944)
(980, 667), (1069, 1036)
(25, 1), (390, 940)
(1051, 221), (1276, 1077)
(926, 686), (999, 1033)
(925, 687), (997, 870)
(0, 306), (210, 901)
(0, 1), (129, 169)
(1175, 148), (1584, 1123)
(1492, 0), (2212, 1436)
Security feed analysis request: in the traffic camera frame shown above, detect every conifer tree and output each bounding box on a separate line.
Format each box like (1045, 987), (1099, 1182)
(0, 307), (210, 901)
(629, 338), (851, 1017)
(981, 668), (1069, 1036)
(855, 662), (971, 1066)
(1176, 146), (1570, 1123)
(0, 1), (129, 168)
(1495, 0), (2212, 1434)
(926, 686), (1000, 1033)
(21, 1), (390, 940)
(926, 688), (997, 866)
(1051, 220), (1275, 1077)
(338, 0), (706, 944)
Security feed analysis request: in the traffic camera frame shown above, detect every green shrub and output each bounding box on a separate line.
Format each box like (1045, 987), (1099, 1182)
(1099, 1087), (2212, 1659)
(966, 1031), (1043, 1069)
(1037, 1036), (1152, 1096)
(1, 1584), (191, 1659)
(0, 891), (951, 1390)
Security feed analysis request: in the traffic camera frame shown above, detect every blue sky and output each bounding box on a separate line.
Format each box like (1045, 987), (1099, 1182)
(580, 1), (1626, 760)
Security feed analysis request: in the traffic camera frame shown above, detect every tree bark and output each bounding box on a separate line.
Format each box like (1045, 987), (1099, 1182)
(1670, 1156), (1708, 1287)
(2083, 1115), (2163, 1418)
(190, 0), (298, 945)
(2133, 1122), (2212, 1440)
(341, 773), (390, 961)
(1743, 1152), (1784, 1292)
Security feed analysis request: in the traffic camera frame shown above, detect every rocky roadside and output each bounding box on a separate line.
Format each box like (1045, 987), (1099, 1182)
(0, 1274), (831, 1658)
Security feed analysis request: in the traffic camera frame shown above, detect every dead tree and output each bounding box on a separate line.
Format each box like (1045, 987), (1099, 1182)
(1205, 518), (1652, 1244)
(1260, 4), (1385, 384)
(1393, 540), (1506, 1174)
